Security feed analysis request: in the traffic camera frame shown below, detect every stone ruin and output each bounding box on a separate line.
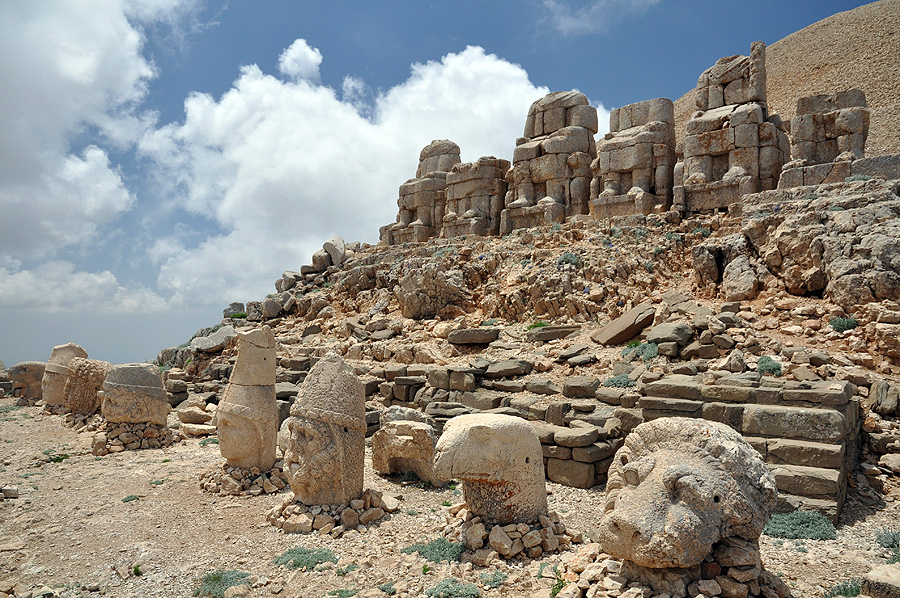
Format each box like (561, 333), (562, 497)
(591, 98), (676, 218)
(432, 413), (578, 561)
(440, 156), (510, 238)
(200, 326), (287, 496)
(371, 407), (441, 487)
(779, 89), (870, 188)
(381, 140), (461, 245)
(41, 343), (87, 410)
(501, 91), (598, 233)
(268, 353), (393, 536)
(63, 357), (110, 415)
(596, 417), (790, 598)
(7, 361), (45, 405)
(91, 363), (177, 455)
(675, 42), (790, 214)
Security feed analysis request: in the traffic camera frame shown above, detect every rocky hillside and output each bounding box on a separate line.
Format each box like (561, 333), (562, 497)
(675, 0), (900, 158)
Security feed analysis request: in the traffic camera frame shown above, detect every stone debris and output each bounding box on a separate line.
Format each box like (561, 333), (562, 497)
(266, 488), (397, 537)
(371, 419), (441, 486)
(199, 460), (288, 496)
(592, 98), (676, 218)
(217, 326), (278, 471)
(41, 343), (87, 409)
(91, 420), (178, 454)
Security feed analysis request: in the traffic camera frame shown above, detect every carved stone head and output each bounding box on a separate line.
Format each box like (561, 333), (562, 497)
(598, 417), (777, 569)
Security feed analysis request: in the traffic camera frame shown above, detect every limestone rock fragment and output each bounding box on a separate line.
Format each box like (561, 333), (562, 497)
(101, 364), (169, 426)
(8, 361), (45, 403)
(371, 420), (440, 486)
(42, 343), (87, 406)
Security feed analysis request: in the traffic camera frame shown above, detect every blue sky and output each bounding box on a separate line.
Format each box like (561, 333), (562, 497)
(0, 0), (872, 365)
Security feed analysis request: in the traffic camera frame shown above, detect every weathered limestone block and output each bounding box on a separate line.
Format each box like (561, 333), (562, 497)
(779, 89), (870, 189)
(218, 326), (278, 471)
(591, 98), (676, 219)
(63, 357), (111, 414)
(283, 353), (366, 505)
(42, 343), (88, 406)
(442, 156), (510, 238)
(9, 361), (46, 402)
(676, 42), (789, 214)
(501, 91), (598, 233)
(371, 420), (440, 486)
(434, 413), (548, 524)
(101, 364), (169, 426)
(381, 140), (461, 245)
(598, 417), (777, 569)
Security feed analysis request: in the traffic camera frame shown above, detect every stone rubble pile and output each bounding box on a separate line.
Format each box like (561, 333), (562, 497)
(266, 487), (400, 537)
(198, 460), (288, 496)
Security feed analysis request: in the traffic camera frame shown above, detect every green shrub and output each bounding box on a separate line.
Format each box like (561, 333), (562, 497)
(828, 205), (845, 211)
(822, 578), (861, 598)
(888, 549), (900, 564)
(692, 226), (712, 238)
(757, 356), (782, 377)
(273, 546), (337, 570)
(804, 192), (819, 201)
(432, 246), (457, 259)
(377, 582), (397, 596)
(622, 342), (658, 362)
(194, 570), (250, 598)
(480, 570), (507, 589)
(876, 527), (900, 549)
(401, 537), (465, 563)
(550, 223), (562, 232)
(664, 232), (682, 242)
(557, 252), (581, 267)
(602, 374), (636, 388)
(845, 174), (872, 182)
(763, 510), (836, 540)
(327, 591), (358, 598)
(228, 312), (247, 319)
(199, 438), (219, 446)
(121, 495), (139, 503)
(336, 564), (359, 576)
(527, 321), (548, 330)
(424, 578), (480, 598)
(830, 316), (858, 332)
(625, 339), (641, 348)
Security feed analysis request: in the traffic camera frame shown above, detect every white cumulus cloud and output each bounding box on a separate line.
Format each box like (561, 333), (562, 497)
(540, 0), (661, 36)
(278, 38), (323, 82)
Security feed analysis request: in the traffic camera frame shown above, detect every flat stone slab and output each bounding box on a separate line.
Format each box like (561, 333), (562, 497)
(190, 325), (237, 353)
(448, 328), (501, 345)
(526, 325), (581, 342)
(591, 302), (656, 345)
(863, 564), (900, 598)
(484, 359), (533, 378)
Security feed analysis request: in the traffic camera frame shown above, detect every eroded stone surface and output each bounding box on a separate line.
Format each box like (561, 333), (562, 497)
(63, 358), (111, 415)
(101, 364), (169, 426)
(42, 343), (87, 407)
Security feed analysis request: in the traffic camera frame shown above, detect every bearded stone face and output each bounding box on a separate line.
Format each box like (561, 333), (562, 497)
(217, 410), (261, 468)
(283, 416), (343, 505)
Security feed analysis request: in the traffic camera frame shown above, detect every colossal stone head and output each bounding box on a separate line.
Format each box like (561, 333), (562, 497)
(217, 326), (277, 470)
(434, 413), (548, 525)
(64, 357), (111, 414)
(598, 417), (777, 569)
(42, 343), (88, 406)
(283, 353), (365, 506)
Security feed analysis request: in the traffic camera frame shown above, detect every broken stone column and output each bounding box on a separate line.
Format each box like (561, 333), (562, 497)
(101, 363), (170, 426)
(500, 91), (598, 234)
(217, 326), (278, 471)
(63, 357), (111, 415)
(380, 140), (461, 245)
(591, 98), (676, 219)
(434, 413), (548, 525)
(675, 42), (790, 214)
(371, 419), (441, 486)
(597, 417), (789, 597)
(42, 343), (88, 407)
(8, 361), (45, 404)
(441, 156), (510, 238)
(282, 353), (366, 505)
(778, 89), (870, 188)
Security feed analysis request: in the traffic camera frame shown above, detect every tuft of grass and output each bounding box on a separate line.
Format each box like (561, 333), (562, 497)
(830, 316), (858, 332)
(602, 374), (635, 388)
(327, 591), (358, 598)
(538, 565), (569, 598)
(480, 570), (507, 589)
(273, 546), (338, 570)
(425, 578), (480, 598)
(42, 448), (70, 463)
(692, 226), (712, 238)
(822, 578), (861, 598)
(763, 510), (836, 540)
(422, 564), (431, 574)
(199, 438), (219, 446)
(377, 582), (397, 596)
(193, 570), (250, 598)
(121, 495), (140, 503)
(557, 252), (581, 267)
(664, 232), (682, 242)
(133, 564), (143, 576)
(228, 312), (247, 319)
(401, 537), (465, 563)
(876, 527), (900, 549)
(845, 174), (872, 182)
(622, 342), (658, 362)
(441, 500), (451, 507)
(527, 321), (548, 330)
(804, 192), (819, 201)
(757, 355), (782, 377)
(336, 564), (359, 576)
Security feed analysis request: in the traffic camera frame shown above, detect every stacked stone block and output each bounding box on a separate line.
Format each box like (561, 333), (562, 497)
(639, 374), (856, 522)
(674, 42), (790, 214)
(440, 156), (510, 238)
(500, 91), (598, 234)
(381, 139), (460, 245)
(591, 98), (676, 219)
(778, 89), (870, 188)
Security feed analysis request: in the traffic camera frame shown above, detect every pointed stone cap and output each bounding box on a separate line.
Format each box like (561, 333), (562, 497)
(290, 352), (365, 431)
